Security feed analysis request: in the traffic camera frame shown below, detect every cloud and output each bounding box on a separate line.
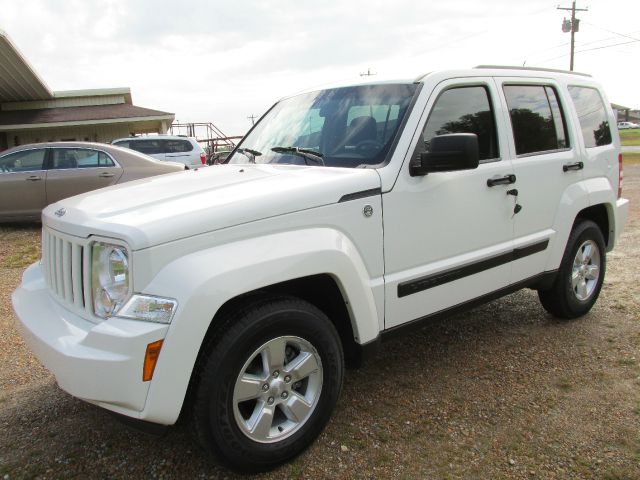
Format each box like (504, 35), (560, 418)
(1, 0), (639, 134)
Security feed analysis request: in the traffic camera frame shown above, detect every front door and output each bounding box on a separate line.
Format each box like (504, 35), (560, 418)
(384, 79), (515, 329)
(0, 148), (47, 220)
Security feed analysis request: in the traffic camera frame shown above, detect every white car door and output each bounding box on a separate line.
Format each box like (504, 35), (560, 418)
(383, 78), (516, 329)
(496, 80), (586, 283)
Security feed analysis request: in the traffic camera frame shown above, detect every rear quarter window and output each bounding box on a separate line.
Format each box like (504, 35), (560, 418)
(568, 86), (612, 148)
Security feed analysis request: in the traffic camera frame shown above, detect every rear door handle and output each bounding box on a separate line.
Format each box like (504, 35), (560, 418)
(487, 174), (516, 187)
(563, 161), (584, 172)
(26, 175), (42, 181)
(98, 172), (115, 178)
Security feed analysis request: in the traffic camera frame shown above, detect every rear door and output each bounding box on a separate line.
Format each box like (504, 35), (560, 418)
(495, 79), (584, 282)
(45, 148), (123, 204)
(0, 148), (47, 220)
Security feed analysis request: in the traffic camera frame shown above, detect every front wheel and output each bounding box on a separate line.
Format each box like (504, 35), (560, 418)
(190, 297), (344, 472)
(538, 220), (606, 319)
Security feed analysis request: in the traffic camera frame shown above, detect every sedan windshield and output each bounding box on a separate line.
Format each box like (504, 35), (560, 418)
(227, 84), (419, 168)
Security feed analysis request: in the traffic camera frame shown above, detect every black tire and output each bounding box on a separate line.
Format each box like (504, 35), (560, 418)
(538, 220), (606, 319)
(190, 296), (344, 472)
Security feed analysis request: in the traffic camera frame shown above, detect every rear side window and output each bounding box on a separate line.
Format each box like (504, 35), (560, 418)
(128, 139), (164, 155)
(51, 149), (116, 169)
(165, 139), (193, 153)
(568, 86), (612, 148)
(503, 85), (569, 155)
(113, 140), (129, 148)
(420, 85), (499, 161)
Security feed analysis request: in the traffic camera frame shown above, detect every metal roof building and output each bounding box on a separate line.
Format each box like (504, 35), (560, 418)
(0, 30), (174, 150)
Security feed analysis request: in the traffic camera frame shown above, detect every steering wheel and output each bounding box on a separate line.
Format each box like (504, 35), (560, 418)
(354, 140), (383, 154)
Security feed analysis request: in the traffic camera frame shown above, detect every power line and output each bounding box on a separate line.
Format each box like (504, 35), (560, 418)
(583, 22), (640, 42)
(577, 39), (639, 53)
(536, 38), (639, 64)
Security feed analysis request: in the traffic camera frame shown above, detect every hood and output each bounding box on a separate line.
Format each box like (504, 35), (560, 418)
(43, 164), (381, 249)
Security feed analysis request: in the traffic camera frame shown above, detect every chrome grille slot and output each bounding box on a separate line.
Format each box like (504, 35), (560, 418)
(41, 227), (89, 315)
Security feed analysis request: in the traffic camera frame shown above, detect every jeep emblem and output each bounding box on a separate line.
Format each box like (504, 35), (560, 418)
(54, 208), (66, 217)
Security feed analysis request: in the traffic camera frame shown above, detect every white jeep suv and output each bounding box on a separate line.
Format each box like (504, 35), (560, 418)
(13, 66), (629, 472)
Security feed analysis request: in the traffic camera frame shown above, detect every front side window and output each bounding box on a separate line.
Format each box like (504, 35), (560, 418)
(568, 86), (612, 148)
(226, 84), (419, 168)
(0, 149), (46, 173)
(419, 85), (499, 161)
(503, 85), (569, 156)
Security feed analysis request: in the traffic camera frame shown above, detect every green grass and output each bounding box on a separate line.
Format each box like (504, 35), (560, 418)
(620, 129), (640, 146)
(1, 242), (39, 268)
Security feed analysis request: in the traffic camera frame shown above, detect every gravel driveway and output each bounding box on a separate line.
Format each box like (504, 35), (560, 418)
(1, 166), (639, 480)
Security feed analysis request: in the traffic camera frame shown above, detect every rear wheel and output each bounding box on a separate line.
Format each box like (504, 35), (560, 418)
(538, 220), (606, 319)
(190, 297), (344, 472)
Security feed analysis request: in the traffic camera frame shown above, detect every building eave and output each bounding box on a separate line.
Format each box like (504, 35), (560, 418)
(0, 114), (175, 131)
(0, 30), (53, 102)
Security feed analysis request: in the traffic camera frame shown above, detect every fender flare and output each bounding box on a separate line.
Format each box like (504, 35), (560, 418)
(546, 177), (616, 271)
(138, 227), (381, 424)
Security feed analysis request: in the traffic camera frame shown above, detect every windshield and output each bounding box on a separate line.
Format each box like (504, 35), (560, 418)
(227, 84), (419, 168)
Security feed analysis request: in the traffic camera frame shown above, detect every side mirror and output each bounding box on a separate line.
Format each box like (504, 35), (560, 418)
(410, 133), (480, 176)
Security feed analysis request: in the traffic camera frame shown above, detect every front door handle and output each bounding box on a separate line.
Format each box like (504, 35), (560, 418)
(487, 174), (516, 187)
(26, 175), (42, 181)
(563, 161), (584, 172)
(98, 172), (115, 178)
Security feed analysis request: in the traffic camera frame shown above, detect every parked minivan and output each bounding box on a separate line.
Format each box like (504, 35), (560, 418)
(112, 135), (206, 168)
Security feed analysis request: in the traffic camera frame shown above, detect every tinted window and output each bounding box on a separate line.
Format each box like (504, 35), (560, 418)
(503, 85), (568, 155)
(128, 139), (164, 155)
(420, 86), (499, 161)
(0, 149), (46, 173)
(51, 149), (115, 169)
(165, 139), (193, 153)
(113, 140), (129, 148)
(568, 86), (612, 148)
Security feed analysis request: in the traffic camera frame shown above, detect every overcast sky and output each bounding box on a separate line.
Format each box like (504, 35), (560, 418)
(2, 0), (639, 135)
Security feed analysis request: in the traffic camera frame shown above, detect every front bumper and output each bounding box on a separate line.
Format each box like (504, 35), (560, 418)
(12, 262), (169, 417)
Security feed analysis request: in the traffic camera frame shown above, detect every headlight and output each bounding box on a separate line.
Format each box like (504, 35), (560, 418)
(92, 242), (130, 318)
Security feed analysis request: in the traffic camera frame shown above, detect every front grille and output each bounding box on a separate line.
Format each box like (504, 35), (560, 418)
(42, 228), (91, 315)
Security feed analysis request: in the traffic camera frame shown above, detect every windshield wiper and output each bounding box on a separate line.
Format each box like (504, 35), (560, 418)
(235, 147), (263, 163)
(271, 146), (325, 166)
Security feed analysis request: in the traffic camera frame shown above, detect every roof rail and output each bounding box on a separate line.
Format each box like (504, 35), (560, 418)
(474, 65), (591, 77)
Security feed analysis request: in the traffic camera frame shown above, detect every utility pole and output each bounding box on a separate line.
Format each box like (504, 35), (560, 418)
(557, 1), (588, 71)
(247, 114), (257, 125)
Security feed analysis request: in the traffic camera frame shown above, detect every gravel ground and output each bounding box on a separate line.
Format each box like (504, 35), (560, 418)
(1, 165), (638, 480)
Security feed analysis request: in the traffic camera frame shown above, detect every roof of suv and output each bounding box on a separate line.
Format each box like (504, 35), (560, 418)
(112, 135), (198, 142)
(288, 66), (598, 98)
